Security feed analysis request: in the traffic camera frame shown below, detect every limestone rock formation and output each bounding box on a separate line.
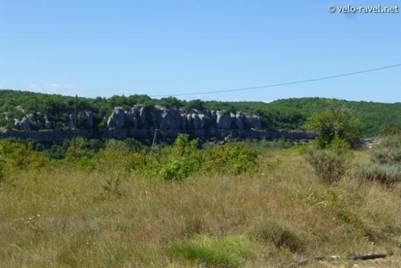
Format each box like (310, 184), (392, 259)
(216, 111), (232, 129)
(104, 105), (263, 133)
(107, 107), (126, 129)
(0, 104), (314, 143)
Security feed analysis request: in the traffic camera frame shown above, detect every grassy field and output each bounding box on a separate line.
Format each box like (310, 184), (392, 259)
(1, 146), (401, 267)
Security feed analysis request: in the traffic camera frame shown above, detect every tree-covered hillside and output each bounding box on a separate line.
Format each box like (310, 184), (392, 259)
(229, 98), (401, 136)
(1, 89), (400, 136)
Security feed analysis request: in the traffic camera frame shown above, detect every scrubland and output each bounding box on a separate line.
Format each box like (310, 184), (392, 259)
(1, 137), (401, 267)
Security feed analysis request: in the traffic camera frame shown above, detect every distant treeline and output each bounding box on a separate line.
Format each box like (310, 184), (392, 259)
(1, 89), (401, 136)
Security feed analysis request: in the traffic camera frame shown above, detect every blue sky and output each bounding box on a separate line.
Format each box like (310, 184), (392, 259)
(0, 0), (400, 102)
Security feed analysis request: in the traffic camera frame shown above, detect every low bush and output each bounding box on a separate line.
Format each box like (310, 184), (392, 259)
(158, 135), (259, 180)
(372, 136), (401, 165)
(47, 144), (68, 159)
(305, 148), (349, 183)
(159, 158), (198, 181)
(105, 138), (143, 152)
(356, 135), (401, 184)
(0, 135), (260, 181)
(354, 162), (401, 184)
(168, 235), (254, 267)
(158, 135), (201, 180)
(250, 221), (304, 253)
(0, 140), (49, 174)
(205, 143), (258, 175)
(95, 148), (135, 174)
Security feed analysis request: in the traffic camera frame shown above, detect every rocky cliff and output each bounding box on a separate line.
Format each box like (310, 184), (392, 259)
(0, 105), (314, 143)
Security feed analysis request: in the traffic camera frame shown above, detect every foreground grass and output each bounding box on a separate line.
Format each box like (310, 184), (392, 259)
(1, 149), (401, 267)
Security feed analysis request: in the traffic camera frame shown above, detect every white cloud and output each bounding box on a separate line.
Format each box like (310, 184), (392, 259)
(48, 83), (65, 88)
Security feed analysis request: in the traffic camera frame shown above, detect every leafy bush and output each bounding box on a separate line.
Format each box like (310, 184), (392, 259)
(64, 138), (103, 169)
(172, 134), (199, 157)
(159, 158), (198, 181)
(0, 140), (49, 173)
(158, 135), (258, 180)
(47, 144), (68, 159)
(0, 135), (260, 181)
(205, 143), (258, 174)
(168, 235), (254, 267)
(250, 221), (304, 253)
(158, 135), (201, 180)
(305, 108), (362, 148)
(305, 147), (349, 183)
(105, 138), (143, 152)
(327, 135), (351, 154)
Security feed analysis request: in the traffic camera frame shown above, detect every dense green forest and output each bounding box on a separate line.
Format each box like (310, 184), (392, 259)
(1, 89), (401, 136)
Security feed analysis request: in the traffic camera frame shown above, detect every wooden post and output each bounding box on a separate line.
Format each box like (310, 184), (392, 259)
(152, 128), (159, 148)
(72, 95), (78, 158)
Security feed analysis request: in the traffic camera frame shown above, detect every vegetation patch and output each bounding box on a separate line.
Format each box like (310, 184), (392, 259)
(305, 108), (362, 148)
(305, 148), (349, 183)
(250, 221), (304, 253)
(167, 234), (254, 267)
(355, 135), (401, 184)
(355, 163), (401, 184)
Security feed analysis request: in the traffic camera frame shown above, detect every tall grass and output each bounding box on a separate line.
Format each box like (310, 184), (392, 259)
(1, 140), (401, 266)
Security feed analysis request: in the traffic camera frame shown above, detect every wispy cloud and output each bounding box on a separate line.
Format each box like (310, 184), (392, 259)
(48, 83), (66, 89)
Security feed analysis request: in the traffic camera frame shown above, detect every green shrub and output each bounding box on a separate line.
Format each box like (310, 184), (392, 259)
(305, 148), (349, 183)
(75, 155), (97, 171)
(168, 235), (254, 267)
(159, 158), (198, 181)
(47, 144), (68, 159)
(157, 138), (259, 180)
(250, 221), (304, 253)
(0, 140), (50, 173)
(305, 108), (362, 148)
(0, 135), (260, 180)
(172, 134), (199, 157)
(336, 209), (364, 227)
(95, 148), (122, 173)
(354, 162), (401, 184)
(327, 135), (351, 155)
(205, 143), (258, 174)
(105, 138), (143, 152)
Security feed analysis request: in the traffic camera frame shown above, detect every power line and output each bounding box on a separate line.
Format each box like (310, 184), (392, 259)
(150, 63), (401, 98)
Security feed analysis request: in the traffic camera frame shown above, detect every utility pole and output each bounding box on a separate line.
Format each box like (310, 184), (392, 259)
(152, 128), (159, 148)
(72, 95), (78, 158)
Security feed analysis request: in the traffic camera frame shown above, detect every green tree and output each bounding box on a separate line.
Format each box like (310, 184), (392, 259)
(306, 108), (362, 148)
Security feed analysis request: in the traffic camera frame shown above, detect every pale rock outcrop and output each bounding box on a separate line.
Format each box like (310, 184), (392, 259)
(44, 115), (53, 129)
(247, 115), (262, 130)
(235, 112), (246, 130)
(107, 107), (126, 129)
(216, 111), (232, 129)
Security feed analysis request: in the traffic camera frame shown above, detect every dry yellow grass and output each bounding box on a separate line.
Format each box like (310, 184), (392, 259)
(1, 149), (401, 267)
